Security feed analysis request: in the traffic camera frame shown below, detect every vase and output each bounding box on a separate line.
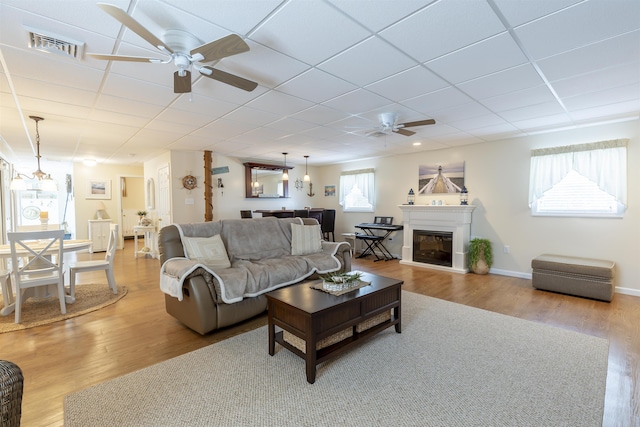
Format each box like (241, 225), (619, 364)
(473, 256), (489, 275)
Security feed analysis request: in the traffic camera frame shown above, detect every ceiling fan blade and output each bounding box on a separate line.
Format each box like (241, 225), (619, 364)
(87, 53), (158, 62)
(174, 70), (192, 93)
(191, 34), (250, 62)
(401, 119), (436, 128)
(97, 3), (173, 53)
(200, 66), (258, 92)
(395, 128), (416, 136)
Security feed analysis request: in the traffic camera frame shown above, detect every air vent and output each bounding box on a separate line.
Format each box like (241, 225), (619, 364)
(25, 26), (84, 60)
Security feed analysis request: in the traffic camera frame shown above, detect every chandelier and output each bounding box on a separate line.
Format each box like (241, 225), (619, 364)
(10, 116), (58, 192)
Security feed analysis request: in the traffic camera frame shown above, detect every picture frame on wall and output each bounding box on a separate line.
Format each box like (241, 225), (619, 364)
(324, 185), (336, 196)
(86, 179), (111, 199)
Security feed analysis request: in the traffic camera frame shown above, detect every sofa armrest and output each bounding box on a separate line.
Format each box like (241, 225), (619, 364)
(321, 241), (351, 273)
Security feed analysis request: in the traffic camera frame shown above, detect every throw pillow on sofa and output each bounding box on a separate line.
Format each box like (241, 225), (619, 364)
(183, 234), (231, 269)
(291, 223), (322, 256)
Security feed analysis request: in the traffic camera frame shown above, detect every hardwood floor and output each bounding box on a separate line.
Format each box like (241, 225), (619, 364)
(1, 241), (638, 426)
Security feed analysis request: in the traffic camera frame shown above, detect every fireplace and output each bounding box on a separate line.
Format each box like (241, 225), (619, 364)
(413, 230), (453, 267)
(398, 205), (475, 273)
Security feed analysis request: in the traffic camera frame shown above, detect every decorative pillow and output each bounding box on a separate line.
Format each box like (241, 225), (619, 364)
(291, 223), (323, 256)
(182, 234), (231, 269)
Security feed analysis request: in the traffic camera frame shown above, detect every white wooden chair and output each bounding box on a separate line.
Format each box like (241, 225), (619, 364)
(67, 224), (118, 299)
(8, 229), (66, 323)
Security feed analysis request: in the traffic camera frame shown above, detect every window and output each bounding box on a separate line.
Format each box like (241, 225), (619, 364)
(339, 168), (375, 212)
(529, 139), (627, 217)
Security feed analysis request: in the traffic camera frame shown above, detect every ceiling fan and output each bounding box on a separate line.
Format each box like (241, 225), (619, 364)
(87, 3), (258, 94)
(365, 112), (436, 137)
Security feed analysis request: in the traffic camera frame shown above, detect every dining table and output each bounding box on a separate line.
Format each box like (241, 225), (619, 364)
(0, 239), (93, 316)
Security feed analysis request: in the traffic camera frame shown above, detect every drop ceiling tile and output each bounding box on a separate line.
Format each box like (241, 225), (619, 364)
(170, 93), (240, 116)
(223, 41), (310, 89)
(457, 64), (544, 99)
(251, 0), (369, 65)
(569, 100), (640, 122)
(466, 123), (524, 141)
(551, 62), (640, 99)
(328, 0), (435, 32)
(102, 74), (178, 106)
(265, 117), (317, 133)
(562, 83), (640, 112)
(318, 36), (417, 86)
(447, 114), (507, 131)
(480, 85), (557, 112)
(276, 68), (357, 103)
(492, 0), (582, 27)
(154, 108), (213, 127)
(222, 106), (280, 127)
(380, 0), (505, 62)
(515, 0), (640, 60)
(401, 87), (472, 115)
(365, 66), (448, 102)
(537, 30), (640, 82)
(94, 95), (167, 119)
(426, 32), (527, 84)
(499, 101), (566, 122)
(431, 102), (492, 123)
(511, 113), (573, 130)
(246, 91), (314, 116)
(322, 89), (392, 115)
(290, 105), (347, 126)
(194, 119), (256, 140)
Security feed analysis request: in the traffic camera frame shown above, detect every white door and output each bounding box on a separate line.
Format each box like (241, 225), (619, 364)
(157, 164), (171, 230)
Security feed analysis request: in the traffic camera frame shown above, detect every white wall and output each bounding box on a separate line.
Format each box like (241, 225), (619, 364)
(318, 119), (639, 295)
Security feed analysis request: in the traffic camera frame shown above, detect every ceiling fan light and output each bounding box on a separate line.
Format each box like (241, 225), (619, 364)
(190, 52), (204, 62)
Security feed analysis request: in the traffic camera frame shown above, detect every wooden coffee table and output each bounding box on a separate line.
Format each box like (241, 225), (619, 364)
(266, 272), (402, 384)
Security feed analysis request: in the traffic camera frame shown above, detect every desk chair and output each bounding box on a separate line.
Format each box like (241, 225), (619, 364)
(8, 229), (66, 323)
(240, 210), (253, 218)
(67, 224), (119, 299)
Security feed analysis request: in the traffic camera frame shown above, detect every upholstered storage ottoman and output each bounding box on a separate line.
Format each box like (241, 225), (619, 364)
(531, 254), (615, 302)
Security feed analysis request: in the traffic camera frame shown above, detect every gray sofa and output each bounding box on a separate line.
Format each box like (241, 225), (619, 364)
(158, 217), (351, 334)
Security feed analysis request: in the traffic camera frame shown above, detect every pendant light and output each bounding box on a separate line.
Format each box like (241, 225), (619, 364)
(282, 152), (289, 181)
(303, 155), (310, 182)
(10, 116), (58, 191)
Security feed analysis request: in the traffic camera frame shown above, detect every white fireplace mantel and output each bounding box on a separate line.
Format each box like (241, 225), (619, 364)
(398, 204), (476, 273)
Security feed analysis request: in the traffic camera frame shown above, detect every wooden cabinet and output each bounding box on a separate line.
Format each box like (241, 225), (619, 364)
(88, 219), (112, 253)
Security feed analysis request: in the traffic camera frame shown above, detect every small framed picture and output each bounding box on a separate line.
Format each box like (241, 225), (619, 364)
(324, 185), (336, 197)
(86, 180), (111, 199)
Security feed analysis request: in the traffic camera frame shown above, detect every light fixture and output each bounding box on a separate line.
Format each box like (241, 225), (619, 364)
(253, 168), (260, 189)
(303, 155), (310, 182)
(407, 188), (415, 205)
(282, 152), (289, 181)
(10, 116), (58, 192)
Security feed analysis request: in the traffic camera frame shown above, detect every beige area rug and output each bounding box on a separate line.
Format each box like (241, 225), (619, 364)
(65, 291), (609, 426)
(0, 284), (127, 333)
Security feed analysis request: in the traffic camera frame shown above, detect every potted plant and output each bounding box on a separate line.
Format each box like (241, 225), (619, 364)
(136, 210), (147, 224)
(468, 238), (493, 274)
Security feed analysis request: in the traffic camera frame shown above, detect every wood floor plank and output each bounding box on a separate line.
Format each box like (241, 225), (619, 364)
(0, 242), (637, 426)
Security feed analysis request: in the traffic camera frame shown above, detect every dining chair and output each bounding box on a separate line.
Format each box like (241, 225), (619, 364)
(240, 210), (253, 218)
(67, 224), (119, 300)
(8, 229), (66, 323)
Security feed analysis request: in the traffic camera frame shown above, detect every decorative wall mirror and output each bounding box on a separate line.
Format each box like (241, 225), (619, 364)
(244, 162), (292, 198)
(146, 178), (155, 209)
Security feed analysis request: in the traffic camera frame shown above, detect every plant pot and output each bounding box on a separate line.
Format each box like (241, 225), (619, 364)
(473, 256), (490, 274)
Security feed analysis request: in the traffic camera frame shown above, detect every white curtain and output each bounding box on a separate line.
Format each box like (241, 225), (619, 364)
(339, 168), (375, 212)
(529, 139), (627, 207)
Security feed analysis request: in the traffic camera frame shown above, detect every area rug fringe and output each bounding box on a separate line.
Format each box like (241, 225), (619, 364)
(64, 291), (608, 426)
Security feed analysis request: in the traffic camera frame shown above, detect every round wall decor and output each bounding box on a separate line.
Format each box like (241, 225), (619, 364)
(182, 175), (197, 190)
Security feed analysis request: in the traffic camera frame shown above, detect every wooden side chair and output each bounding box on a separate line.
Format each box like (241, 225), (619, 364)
(67, 224), (119, 300)
(8, 229), (66, 323)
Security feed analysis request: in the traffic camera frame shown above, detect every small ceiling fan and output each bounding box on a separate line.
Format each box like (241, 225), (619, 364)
(365, 112), (436, 137)
(87, 3), (258, 94)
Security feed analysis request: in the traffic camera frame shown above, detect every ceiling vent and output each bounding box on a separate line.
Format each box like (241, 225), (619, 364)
(25, 26), (84, 60)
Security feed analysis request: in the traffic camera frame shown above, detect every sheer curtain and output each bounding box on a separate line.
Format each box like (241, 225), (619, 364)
(339, 168), (375, 212)
(529, 139), (627, 207)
